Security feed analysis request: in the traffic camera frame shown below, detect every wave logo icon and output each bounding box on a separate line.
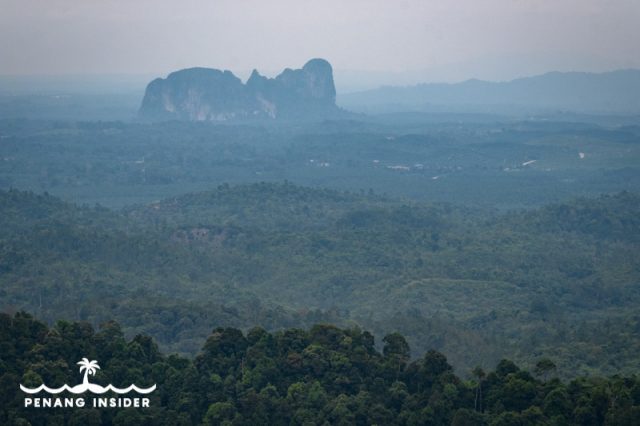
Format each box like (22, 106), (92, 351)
(20, 358), (156, 395)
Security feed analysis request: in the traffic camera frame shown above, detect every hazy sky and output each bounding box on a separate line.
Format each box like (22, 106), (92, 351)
(1, 0), (639, 85)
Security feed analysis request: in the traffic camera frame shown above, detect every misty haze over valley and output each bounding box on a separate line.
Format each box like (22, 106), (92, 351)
(1, 1), (639, 424)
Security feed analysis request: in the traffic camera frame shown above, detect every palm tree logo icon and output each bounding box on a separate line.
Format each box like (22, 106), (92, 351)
(77, 358), (101, 392)
(20, 358), (156, 395)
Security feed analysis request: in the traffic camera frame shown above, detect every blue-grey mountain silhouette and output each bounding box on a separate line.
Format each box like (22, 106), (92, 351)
(139, 59), (342, 121)
(339, 69), (640, 115)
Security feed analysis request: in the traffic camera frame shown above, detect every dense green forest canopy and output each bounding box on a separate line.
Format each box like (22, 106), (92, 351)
(1, 185), (639, 379)
(2, 312), (640, 425)
(1, 114), (639, 423)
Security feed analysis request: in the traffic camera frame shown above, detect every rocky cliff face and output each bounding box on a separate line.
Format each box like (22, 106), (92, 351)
(139, 59), (340, 121)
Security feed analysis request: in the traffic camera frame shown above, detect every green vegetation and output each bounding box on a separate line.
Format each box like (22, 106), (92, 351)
(1, 115), (639, 423)
(3, 312), (640, 425)
(1, 118), (639, 208)
(1, 185), (638, 378)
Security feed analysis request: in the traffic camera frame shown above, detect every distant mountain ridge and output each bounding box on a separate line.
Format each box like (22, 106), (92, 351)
(338, 69), (640, 115)
(139, 58), (344, 121)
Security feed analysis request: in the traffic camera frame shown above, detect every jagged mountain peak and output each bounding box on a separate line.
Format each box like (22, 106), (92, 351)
(139, 59), (342, 121)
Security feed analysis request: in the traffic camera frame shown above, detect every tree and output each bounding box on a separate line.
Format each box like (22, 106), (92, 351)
(383, 332), (410, 380)
(472, 366), (486, 412)
(534, 358), (556, 382)
(203, 402), (236, 425)
(451, 408), (487, 426)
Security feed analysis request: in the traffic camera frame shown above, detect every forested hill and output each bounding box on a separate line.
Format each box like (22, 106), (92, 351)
(3, 313), (640, 425)
(123, 181), (461, 233)
(1, 185), (639, 379)
(504, 191), (640, 243)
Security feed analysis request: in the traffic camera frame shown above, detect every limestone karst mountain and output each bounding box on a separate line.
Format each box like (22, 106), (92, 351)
(139, 58), (343, 121)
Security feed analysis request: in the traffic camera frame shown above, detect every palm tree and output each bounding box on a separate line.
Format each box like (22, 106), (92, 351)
(77, 358), (100, 385)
